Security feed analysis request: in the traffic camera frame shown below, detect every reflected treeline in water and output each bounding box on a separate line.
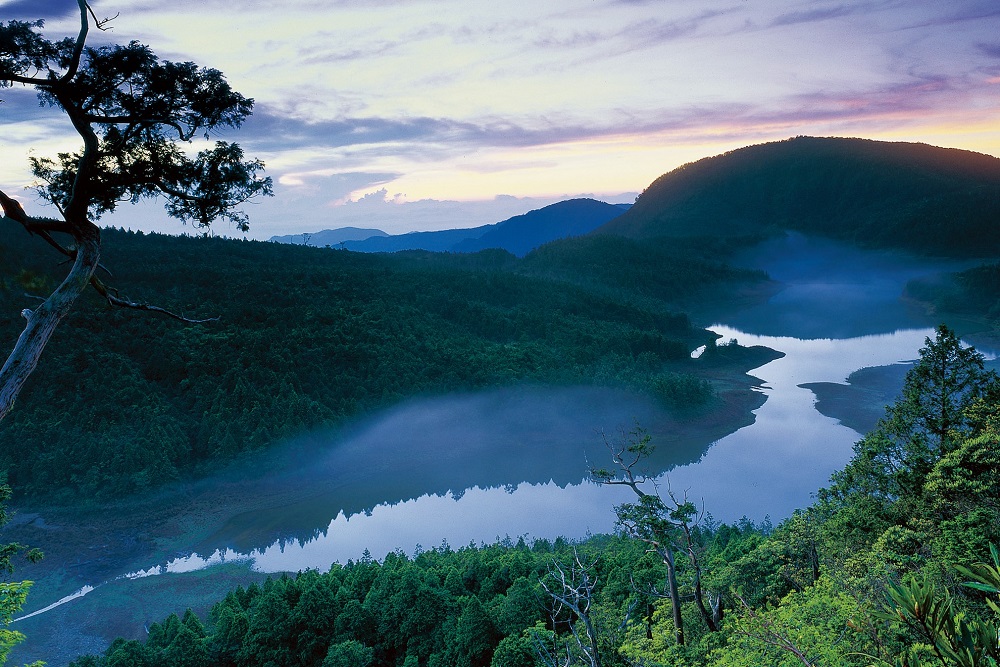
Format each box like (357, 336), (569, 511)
(10, 326), (967, 665)
(133, 327), (945, 578)
(192, 341), (783, 553)
(193, 385), (707, 553)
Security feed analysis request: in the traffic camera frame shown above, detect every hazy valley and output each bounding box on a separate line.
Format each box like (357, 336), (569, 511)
(3, 136), (1000, 666)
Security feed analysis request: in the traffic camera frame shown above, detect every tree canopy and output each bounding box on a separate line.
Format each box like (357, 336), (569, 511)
(31, 323), (1000, 666)
(0, 0), (271, 421)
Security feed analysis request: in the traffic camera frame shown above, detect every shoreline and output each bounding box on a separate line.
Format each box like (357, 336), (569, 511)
(7, 357), (776, 667)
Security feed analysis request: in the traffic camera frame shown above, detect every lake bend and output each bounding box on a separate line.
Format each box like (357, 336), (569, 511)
(11, 234), (1000, 665)
(16, 323), (992, 667)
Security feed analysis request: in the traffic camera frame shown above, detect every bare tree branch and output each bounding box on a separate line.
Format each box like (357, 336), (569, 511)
(89, 275), (219, 324)
(731, 592), (818, 667)
(538, 550), (603, 667)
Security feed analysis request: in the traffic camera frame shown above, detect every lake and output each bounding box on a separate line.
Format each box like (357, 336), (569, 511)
(10, 232), (998, 665)
(129, 326), (939, 574)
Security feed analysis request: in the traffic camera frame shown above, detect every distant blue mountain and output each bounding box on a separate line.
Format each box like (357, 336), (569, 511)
(343, 198), (629, 256)
(451, 198), (629, 256)
(269, 227), (387, 247)
(343, 226), (489, 253)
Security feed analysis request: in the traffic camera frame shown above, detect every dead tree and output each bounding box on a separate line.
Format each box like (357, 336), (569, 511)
(537, 549), (603, 667)
(591, 425), (721, 645)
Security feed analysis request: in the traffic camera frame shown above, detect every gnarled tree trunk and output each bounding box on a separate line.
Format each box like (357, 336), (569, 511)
(0, 211), (101, 421)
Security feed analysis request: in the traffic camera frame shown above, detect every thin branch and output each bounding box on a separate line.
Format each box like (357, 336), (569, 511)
(89, 275), (219, 324)
(86, 3), (119, 31)
(3, 73), (56, 86)
(732, 592), (818, 667)
(82, 115), (193, 140)
(0, 192), (115, 279)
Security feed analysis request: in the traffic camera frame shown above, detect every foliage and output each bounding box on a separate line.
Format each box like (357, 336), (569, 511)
(0, 485), (42, 667)
(708, 577), (869, 667)
(0, 1), (271, 425)
(906, 262), (1000, 333)
(64, 330), (1000, 667)
(821, 325), (999, 561)
(866, 547), (1000, 667)
(0, 228), (754, 499)
(0, 7), (270, 228)
(64, 539), (575, 667)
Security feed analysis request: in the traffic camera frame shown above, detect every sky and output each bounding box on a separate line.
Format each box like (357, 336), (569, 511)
(1, 0), (999, 240)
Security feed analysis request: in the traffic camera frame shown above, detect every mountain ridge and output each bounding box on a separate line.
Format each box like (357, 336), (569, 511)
(273, 198), (628, 256)
(268, 227), (388, 246)
(597, 136), (1000, 257)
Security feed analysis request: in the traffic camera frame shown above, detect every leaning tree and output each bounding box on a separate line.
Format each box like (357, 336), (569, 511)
(0, 1), (272, 421)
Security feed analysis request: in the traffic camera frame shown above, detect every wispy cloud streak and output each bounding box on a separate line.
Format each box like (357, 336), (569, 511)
(3, 0), (999, 236)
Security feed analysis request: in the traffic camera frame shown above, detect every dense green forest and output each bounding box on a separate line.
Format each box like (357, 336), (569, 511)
(55, 325), (1000, 667)
(600, 137), (1000, 258)
(907, 263), (1000, 334)
(0, 223), (765, 499)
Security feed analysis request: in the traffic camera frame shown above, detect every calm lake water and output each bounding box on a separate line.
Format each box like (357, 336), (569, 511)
(173, 233), (990, 571)
(14, 233), (999, 665)
(164, 326), (939, 574)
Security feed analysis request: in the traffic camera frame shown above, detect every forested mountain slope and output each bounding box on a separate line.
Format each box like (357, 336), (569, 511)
(599, 136), (1000, 257)
(65, 326), (1000, 667)
(0, 224), (765, 499)
(908, 261), (1000, 336)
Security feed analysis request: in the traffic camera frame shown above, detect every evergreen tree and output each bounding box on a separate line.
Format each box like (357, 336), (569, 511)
(826, 325), (998, 510)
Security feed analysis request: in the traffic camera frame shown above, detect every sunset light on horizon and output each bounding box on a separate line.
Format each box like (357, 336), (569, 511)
(2, 0), (999, 238)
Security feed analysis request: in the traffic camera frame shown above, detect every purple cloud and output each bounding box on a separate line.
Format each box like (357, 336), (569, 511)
(0, 0), (77, 19)
(979, 43), (1000, 59)
(239, 66), (968, 163)
(900, 3), (1000, 29)
(770, 5), (858, 28)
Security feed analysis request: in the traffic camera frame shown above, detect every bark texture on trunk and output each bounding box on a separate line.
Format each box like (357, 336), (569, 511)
(0, 220), (101, 421)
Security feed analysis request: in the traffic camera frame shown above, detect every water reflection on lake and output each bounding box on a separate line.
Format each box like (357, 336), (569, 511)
(148, 326), (937, 574)
(17, 234), (1000, 666)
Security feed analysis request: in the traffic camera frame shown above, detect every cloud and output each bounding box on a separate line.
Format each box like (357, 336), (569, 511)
(112, 0), (416, 13)
(296, 40), (406, 66)
(278, 171), (401, 201)
(795, 75), (953, 114)
(0, 87), (47, 122)
(899, 3), (1000, 29)
(0, 0), (78, 19)
(234, 59), (977, 185)
(769, 5), (859, 28)
(980, 43), (1000, 59)
(241, 111), (490, 152)
(533, 9), (727, 52)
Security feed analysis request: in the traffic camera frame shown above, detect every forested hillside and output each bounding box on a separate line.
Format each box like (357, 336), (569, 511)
(0, 224), (765, 499)
(907, 262), (1000, 335)
(599, 136), (1000, 257)
(65, 326), (1000, 667)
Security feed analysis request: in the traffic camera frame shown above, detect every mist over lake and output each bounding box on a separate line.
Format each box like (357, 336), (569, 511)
(11, 228), (997, 666)
(702, 232), (981, 338)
